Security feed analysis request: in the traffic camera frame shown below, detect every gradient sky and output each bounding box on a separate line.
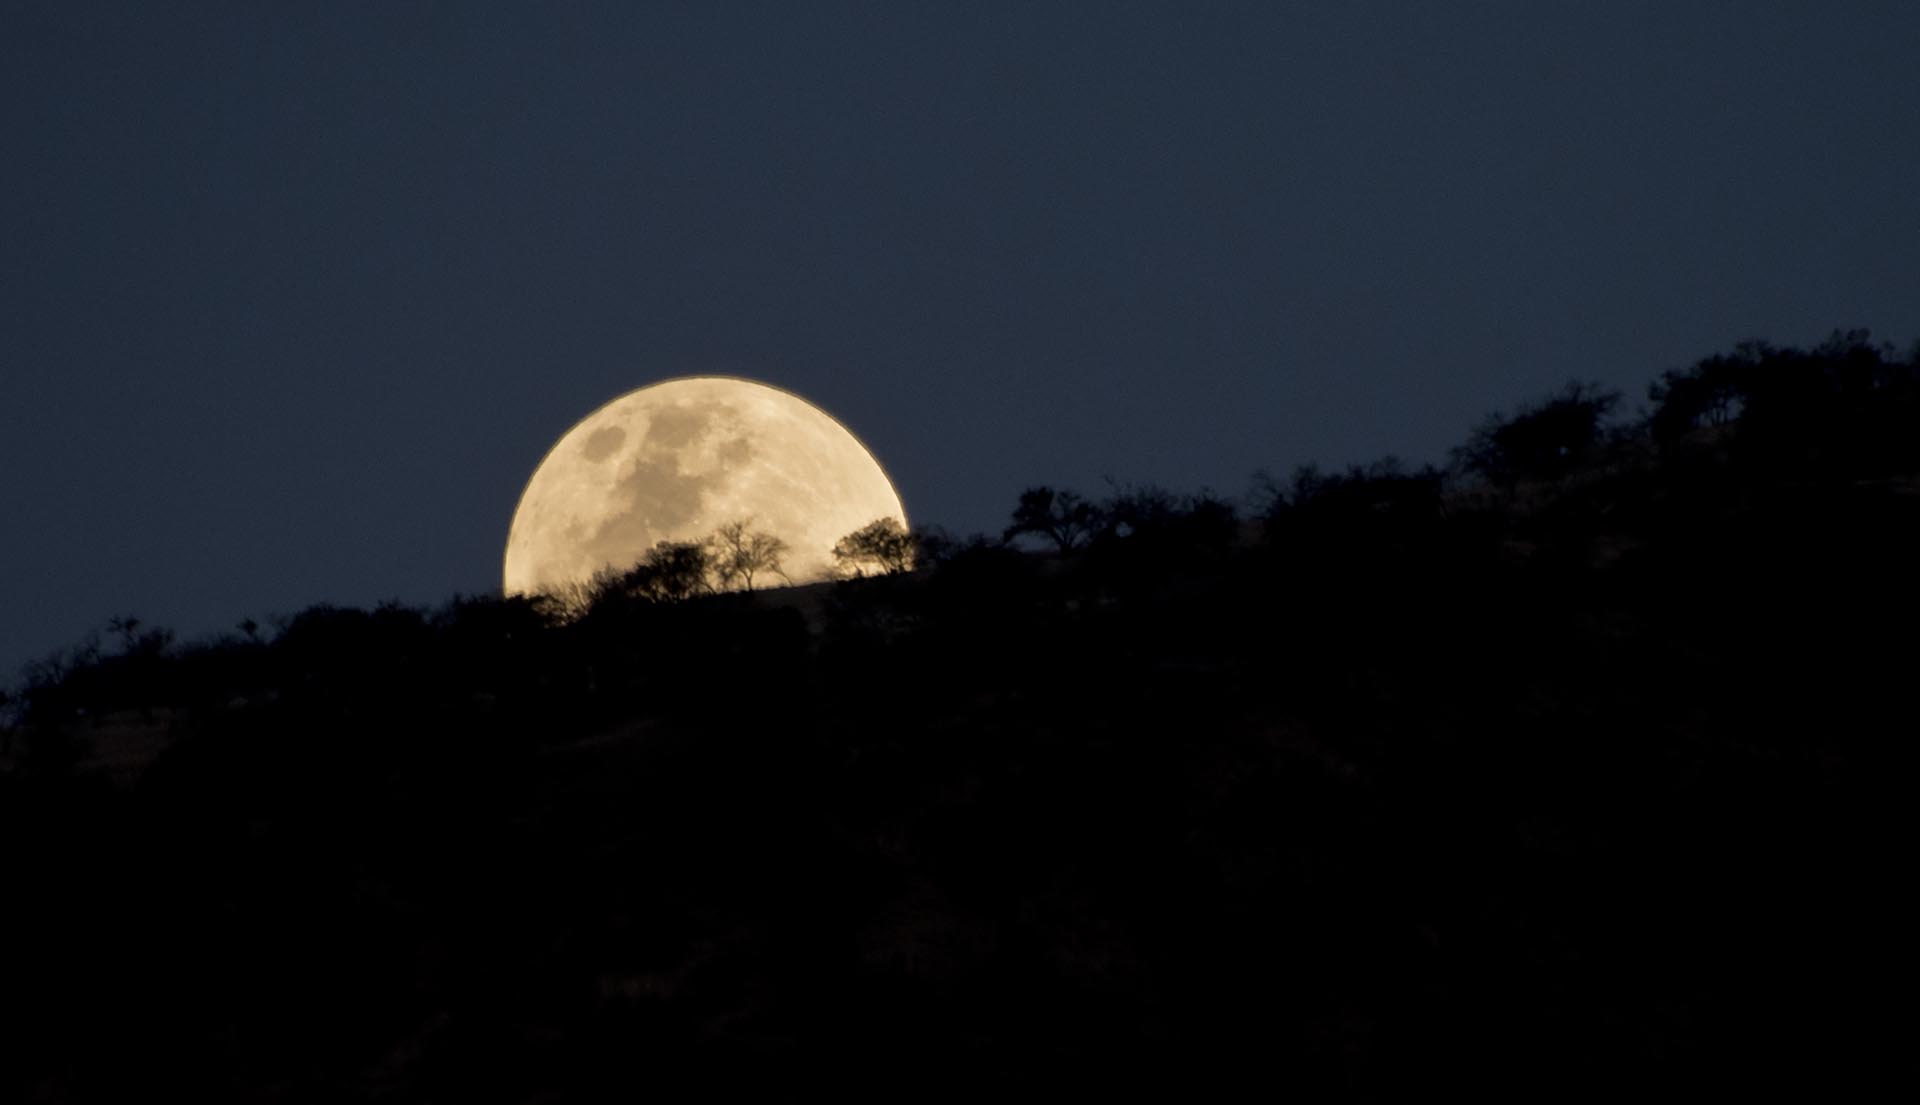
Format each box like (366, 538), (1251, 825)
(6, 1), (1918, 674)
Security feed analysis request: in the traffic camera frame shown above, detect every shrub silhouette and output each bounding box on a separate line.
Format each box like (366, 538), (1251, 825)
(1262, 459), (1447, 569)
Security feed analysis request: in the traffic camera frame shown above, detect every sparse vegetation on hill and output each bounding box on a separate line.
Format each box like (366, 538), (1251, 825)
(4, 333), (1915, 1101)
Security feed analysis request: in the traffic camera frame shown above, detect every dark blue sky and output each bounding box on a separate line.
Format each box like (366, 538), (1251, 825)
(6, 1), (1918, 672)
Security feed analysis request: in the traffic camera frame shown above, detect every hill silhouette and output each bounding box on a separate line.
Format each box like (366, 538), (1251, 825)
(4, 332), (1915, 1102)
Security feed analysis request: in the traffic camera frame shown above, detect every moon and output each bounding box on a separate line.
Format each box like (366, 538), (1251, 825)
(503, 377), (907, 597)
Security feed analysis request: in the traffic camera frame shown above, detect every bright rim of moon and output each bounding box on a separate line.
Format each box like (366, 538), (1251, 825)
(503, 377), (907, 597)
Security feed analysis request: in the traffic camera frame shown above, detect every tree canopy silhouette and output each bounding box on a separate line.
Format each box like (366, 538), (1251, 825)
(1003, 486), (1100, 552)
(589, 539), (715, 609)
(1454, 380), (1621, 487)
(832, 517), (916, 577)
(1647, 329), (1920, 477)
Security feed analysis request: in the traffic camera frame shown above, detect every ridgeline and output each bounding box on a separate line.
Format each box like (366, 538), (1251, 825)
(6, 333), (1916, 1101)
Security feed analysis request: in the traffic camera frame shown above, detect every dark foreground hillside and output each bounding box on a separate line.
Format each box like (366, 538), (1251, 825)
(5, 336), (1916, 1101)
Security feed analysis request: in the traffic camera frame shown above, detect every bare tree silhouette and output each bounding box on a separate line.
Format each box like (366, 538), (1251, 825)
(1004, 487), (1100, 552)
(711, 519), (791, 592)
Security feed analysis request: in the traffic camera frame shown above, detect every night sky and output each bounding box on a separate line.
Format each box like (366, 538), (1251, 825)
(6, 1), (1918, 674)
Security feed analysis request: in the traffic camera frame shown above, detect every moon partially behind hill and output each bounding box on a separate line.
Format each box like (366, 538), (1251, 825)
(503, 377), (907, 597)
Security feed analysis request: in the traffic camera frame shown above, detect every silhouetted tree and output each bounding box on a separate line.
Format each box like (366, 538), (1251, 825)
(1260, 459), (1447, 575)
(1091, 483), (1241, 563)
(633, 540), (715, 602)
(537, 541), (718, 621)
(544, 576), (600, 623)
(1736, 330), (1920, 477)
(106, 615), (141, 651)
(1272, 458), (1444, 520)
(909, 524), (962, 568)
(832, 517), (915, 577)
(711, 519), (791, 591)
(1648, 348), (1752, 446)
(595, 540), (718, 610)
(1454, 381), (1620, 487)
(1644, 330), (1920, 477)
(1004, 486), (1100, 552)
(1097, 482), (1181, 539)
(11, 647), (91, 769)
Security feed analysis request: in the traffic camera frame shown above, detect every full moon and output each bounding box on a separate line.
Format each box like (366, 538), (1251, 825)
(503, 377), (907, 597)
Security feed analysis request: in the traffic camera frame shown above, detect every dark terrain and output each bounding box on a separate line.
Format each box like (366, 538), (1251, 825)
(5, 333), (1915, 1101)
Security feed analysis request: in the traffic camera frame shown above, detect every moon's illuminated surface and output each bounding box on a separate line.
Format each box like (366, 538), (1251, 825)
(503, 377), (907, 596)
